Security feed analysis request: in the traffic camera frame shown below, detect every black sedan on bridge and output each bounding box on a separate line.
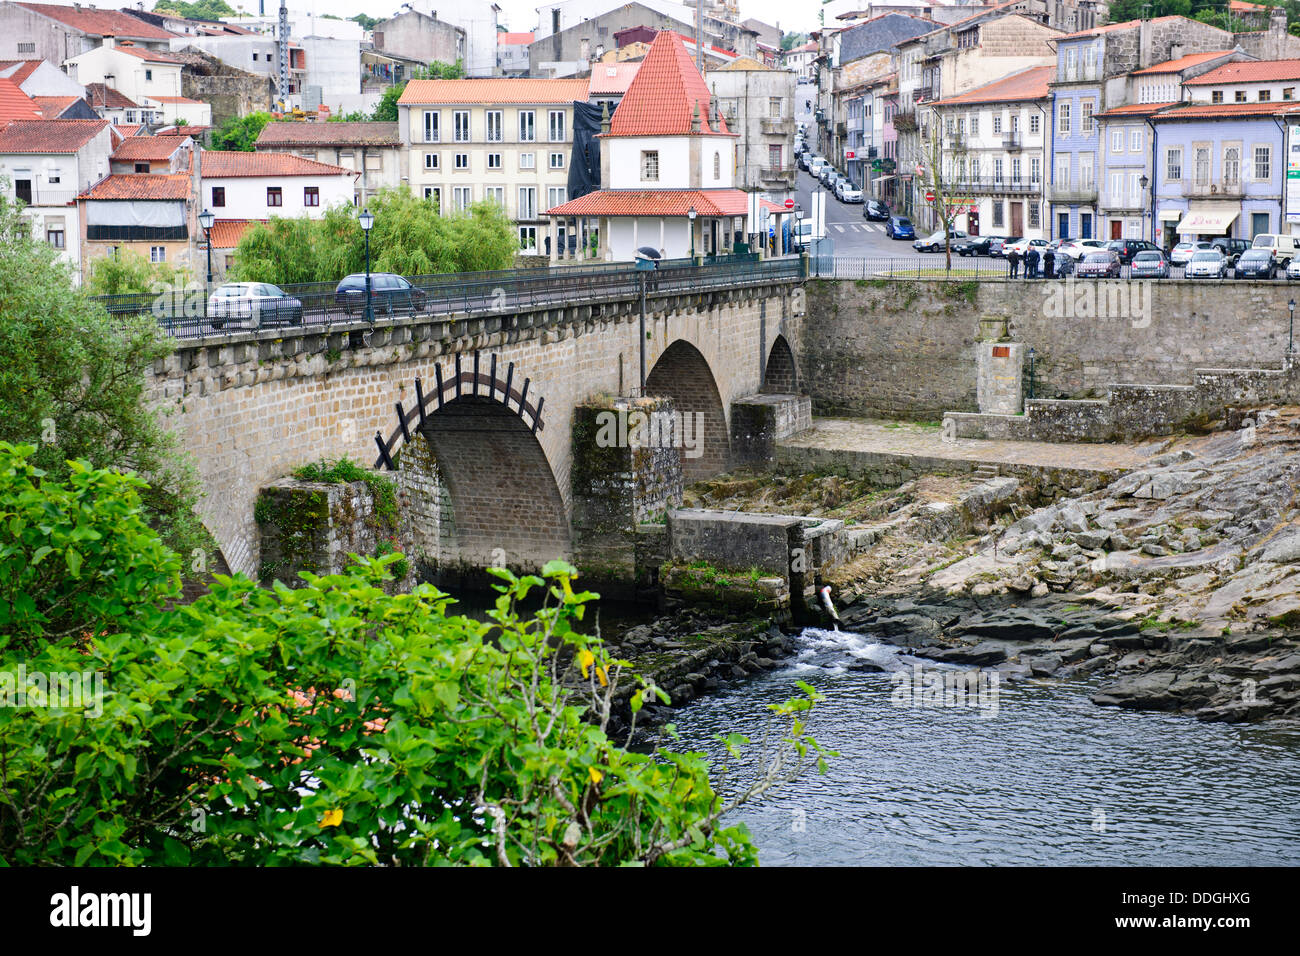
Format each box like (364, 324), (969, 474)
(335, 273), (428, 316)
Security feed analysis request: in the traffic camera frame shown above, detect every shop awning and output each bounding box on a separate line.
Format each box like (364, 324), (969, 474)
(1158, 208), (1182, 222)
(1175, 202), (1240, 235)
(871, 175), (896, 185)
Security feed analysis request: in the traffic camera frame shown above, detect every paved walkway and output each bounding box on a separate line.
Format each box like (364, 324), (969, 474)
(780, 417), (1161, 474)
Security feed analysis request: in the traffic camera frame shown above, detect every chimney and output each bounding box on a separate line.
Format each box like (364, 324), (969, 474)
(599, 99), (610, 134)
(1170, 43), (1184, 61)
(691, 99), (701, 133)
(103, 35), (115, 50)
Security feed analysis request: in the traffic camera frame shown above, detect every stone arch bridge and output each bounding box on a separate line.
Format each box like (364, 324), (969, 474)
(146, 260), (808, 579)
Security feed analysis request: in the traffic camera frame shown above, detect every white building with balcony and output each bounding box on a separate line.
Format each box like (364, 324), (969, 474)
(0, 118), (112, 280)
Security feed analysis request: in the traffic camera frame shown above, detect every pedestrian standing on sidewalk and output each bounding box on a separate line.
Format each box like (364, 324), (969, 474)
(1026, 246), (1040, 279)
(1043, 247), (1056, 279)
(1008, 248), (1021, 278)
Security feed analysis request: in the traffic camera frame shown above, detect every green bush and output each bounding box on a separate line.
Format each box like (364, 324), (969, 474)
(0, 444), (828, 865)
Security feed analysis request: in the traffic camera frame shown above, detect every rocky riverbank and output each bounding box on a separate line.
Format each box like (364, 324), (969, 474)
(678, 406), (1300, 724)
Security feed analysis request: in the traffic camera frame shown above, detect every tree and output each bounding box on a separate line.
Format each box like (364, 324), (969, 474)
(350, 13), (381, 31)
(0, 194), (208, 562)
(371, 62), (463, 123)
(328, 109), (370, 123)
(370, 83), (405, 123)
(231, 189), (517, 283)
(210, 111), (271, 151)
(917, 111), (976, 271)
(86, 248), (188, 296)
(153, 0), (236, 19)
(780, 32), (807, 52)
(0, 442), (829, 865)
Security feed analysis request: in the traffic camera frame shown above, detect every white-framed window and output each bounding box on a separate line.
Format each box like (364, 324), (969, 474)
(47, 228), (64, 249)
(453, 110), (470, 142)
(642, 150), (659, 181)
(1129, 129), (1142, 152)
(992, 113), (1002, 134)
(150, 246), (166, 263)
(1224, 145), (1241, 185)
(454, 152), (469, 170)
(1030, 113), (1040, 134)
(1166, 147), (1181, 180)
(424, 186), (441, 210)
(549, 151), (565, 169)
(1130, 171), (1142, 206)
(484, 185), (505, 208)
(423, 110), (439, 142)
(518, 225), (538, 250)
(453, 185), (472, 211)
(125, 110), (136, 123)
(487, 152), (503, 170)
(486, 109), (503, 142)
(1058, 101), (1071, 135)
(518, 186), (537, 219)
(519, 110), (536, 142)
(1056, 155), (1070, 189)
(1111, 130), (1124, 153)
(1255, 144), (1271, 180)
(1109, 171), (1122, 202)
(1194, 145), (1210, 184)
(47, 170), (61, 184)
(993, 158), (1003, 181)
(1011, 157), (1021, 182)
(1010, 112), (1020, 133)
(1079, 152), (1094, 190)
(548, 186), (566, 208)
(1081, 100), (1094, 134)
(519, 152), (535, 169)
(548, 109), (565, 141)
(1030, 156), (1041, 182)
(424, 152), (439, 169)
(970, 113), (979, 136)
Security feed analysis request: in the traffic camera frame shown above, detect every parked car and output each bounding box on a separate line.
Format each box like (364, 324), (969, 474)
(334, 273), (427, 315)
(1057, 238), (1109, 261)
(1169, 240), (1213, 266)
(863, 199), (890, 221)
(1074, 249), (1123, 279)
(1251, 232), (1300, 266)
(1128, 250), (1170, 279)
(807, 156), (828, 177)
(1003, 237), (1048, 258)
(1287, 258), (1300, 281)
(1105, 238), (1162, 264)
(1233, 248), (1277, 279)
(913, 228), (967, 253)
(836, 180), (863, 202)
(792, 218), (814, 250)
(207, 282), (303, 329)
(885, 216), (915, 240)
(1210, 236), (1250, 268)
(955, 235), (1004, 257)
(1184, 249), (1227, 278)
(989, 236), (1019, 258)
(818, 164), (837, 186)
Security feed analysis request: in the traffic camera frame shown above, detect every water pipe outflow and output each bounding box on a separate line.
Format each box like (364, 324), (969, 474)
(819, 585), (840, 632)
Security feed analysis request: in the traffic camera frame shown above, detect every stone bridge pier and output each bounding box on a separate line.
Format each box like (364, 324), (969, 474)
(147, 270), (809, 581)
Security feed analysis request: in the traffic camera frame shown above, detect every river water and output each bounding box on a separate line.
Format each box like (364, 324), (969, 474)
(667, 627), (1300, 866)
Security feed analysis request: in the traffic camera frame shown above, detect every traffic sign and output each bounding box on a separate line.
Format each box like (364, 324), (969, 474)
(925, 190), (935, 203)
(784, 198), (795, 210)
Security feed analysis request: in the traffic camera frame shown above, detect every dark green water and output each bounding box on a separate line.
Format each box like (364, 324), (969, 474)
(666, 627), (1300, 866)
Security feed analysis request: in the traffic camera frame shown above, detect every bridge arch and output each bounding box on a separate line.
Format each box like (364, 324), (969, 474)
(762, 334), (799, 394)
(645, 339), (729, 481)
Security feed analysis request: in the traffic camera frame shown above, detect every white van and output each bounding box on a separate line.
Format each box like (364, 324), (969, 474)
(1251, 233), (1300, 264)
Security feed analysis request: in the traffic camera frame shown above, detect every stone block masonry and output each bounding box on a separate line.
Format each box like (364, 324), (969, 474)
(802, 278), (1296, 422)
(147, 278), (803, 577)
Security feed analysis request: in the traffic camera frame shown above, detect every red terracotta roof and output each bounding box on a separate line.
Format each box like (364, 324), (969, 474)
(607, 32), (730, 137)
(1230, 1), (1268, 11)
(545, 188), (750, 217)
(256, 121), (400, 146)
(1096, 101), (1178, 118)
(0, 76), (42, 124)
(33, 95), (80, 117)
(16, 3), (177, 39)
(158, 125), (208, 136)
(85, 83), (140, 110)
(112, 135), (189, 161)
(933, 65), (1052, 106)
(79, 173), (191, 200)
(1153, 101), (1287, 119)
(146, 95), (204, 104)
(200, 150), (355, 178)
(398, 77), (589, 105)
(588, 62), (640, 95)
(209, 219), (263, 248)
(498, 32), (534, 45)
(0, 118), (107, 152)
(111, 124), (142, 139)
(1185, 59), (1300, 85)
(0, 60), (42, 86)
(113, 43), (185, 64)
(1131, 51), (1237, 75)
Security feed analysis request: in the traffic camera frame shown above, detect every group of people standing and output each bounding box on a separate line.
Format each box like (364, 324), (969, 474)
(1007, 246), (1057, 279)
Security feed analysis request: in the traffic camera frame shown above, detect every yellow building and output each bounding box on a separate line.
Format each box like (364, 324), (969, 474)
(397, 77), (590, 253)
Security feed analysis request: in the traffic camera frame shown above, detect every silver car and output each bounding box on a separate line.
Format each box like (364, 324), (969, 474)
(1184, 249), (1227, 278)
(207, 282), (304, 329)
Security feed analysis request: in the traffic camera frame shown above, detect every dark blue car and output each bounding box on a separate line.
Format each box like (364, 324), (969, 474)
(885, 216), (915, 240)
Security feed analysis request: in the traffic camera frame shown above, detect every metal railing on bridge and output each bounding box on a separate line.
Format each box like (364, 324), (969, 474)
(93, 254), (805, 341)
(811, 255), (1015, 280)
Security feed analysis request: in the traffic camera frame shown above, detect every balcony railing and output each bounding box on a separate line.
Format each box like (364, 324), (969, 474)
(760, 117), (795, 135)
(1188, 178), (1244, 198)
(949, 177), (1041, 195)
(759, 165), (797, 183)
(1047, 184), (1099, 204)
(1002, 131), (1021, 151)
(15, 188), (77, 206)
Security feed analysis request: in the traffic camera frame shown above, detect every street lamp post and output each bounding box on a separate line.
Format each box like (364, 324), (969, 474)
(359, 208), (374, 324)
(198, 208), (214, 328)
(1139, 173), (1150, 244)
(1289, 298), (1295, 361)
(688, 206), (697, 259)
